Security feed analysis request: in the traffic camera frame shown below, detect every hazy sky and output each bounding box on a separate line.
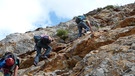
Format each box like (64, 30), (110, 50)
(0, 0), (134, 40)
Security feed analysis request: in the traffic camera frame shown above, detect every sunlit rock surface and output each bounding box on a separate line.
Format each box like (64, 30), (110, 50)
(0, 3), (135, 76)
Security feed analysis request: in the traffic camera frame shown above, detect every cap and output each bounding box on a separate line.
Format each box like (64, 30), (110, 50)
(5, 58), (15, 66)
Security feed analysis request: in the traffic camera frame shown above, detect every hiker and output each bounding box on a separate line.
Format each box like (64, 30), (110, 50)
(0, 52), (20, 76)
(74, 14), (93, 37)
(33, 34), (53, 66)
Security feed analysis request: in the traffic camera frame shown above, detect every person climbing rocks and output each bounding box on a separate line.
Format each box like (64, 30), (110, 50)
(74, 14), (93, 37)
(33, 34), (53, 66)
(0, 52), (20, 76)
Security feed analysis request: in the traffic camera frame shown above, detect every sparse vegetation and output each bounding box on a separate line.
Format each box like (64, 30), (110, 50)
(1, 2), (135, 76)
(103, 5), (120, 10)
(97, 7), (103, 12)
(103, 5), (115, 10)
(56, 29), (68, 41)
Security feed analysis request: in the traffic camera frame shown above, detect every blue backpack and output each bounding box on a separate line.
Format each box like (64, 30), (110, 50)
(75, 15), (86, 24)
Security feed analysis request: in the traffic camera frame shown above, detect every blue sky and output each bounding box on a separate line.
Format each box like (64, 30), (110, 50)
(0, 0), (135, 40)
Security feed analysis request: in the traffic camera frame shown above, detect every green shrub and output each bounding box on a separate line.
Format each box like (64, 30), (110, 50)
(56, 29), (68, 41)
(97, 7), (103, 12)
(103, 5), (114, 10)
(104, 5), (120, 10)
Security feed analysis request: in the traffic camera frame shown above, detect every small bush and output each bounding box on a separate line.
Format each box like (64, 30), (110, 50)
(97, 8), (103, 12)
(103, 5), (120, 10)
(103, 5), (114, 10)
(56, 29), (68, 41)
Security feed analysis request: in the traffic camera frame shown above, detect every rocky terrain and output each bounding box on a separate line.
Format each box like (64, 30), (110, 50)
(0, 3), (135, 76)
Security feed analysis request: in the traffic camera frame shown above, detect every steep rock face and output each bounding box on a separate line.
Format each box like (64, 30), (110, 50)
(0, 3), (135, 76)
(0, 33), (34, 54)
(70, 19), (135, 76)
(18, 16), (135, 76)
(0, 22), (76, 55)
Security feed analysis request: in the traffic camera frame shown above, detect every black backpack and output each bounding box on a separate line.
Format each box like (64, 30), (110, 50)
(41, 35), (51, 44)
(34, 36), (42, 43)
(75, 15), (86, 24)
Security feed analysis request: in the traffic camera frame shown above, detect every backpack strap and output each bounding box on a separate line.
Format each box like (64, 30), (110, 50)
(9, 54), (17, 72)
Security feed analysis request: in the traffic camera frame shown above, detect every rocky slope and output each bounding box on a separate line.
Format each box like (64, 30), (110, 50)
(0, 3), (135, 76)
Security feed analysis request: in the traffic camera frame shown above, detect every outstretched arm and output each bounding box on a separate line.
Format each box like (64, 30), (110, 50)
(86, 21), (93, 33)
(13, 65), (19, 76)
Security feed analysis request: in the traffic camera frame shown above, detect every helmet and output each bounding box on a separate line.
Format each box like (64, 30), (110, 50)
(5, 58), (14, 66)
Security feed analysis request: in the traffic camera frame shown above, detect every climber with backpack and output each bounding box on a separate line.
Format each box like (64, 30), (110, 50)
(33, 34), (53, 66)
(0, 52), (20, 76)
(74, 14), (93, 37)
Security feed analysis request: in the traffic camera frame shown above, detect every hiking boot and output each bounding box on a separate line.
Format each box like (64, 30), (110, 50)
(84, 30), (87, 33)
(90, 34), (94, 38)
(34, 62), (37, 66)
(34, 46), (37, 51)
(41, 55), (48, 59)
(41, 55), (50, 61)
(86, 31), (91, 34)
(82, 33), (85, 36)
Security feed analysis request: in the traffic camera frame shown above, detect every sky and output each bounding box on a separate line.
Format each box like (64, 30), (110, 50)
(0, 0), (135, 40)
